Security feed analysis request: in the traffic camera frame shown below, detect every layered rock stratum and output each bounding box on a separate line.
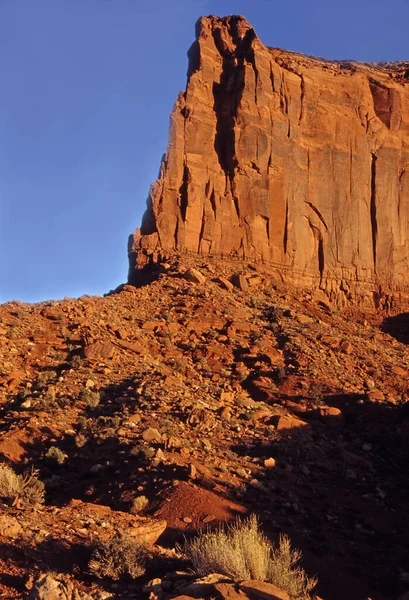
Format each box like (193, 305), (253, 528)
(129, 14), (409, 306)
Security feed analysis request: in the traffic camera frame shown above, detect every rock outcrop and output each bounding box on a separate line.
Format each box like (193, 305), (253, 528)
(129, 14), (409, 305)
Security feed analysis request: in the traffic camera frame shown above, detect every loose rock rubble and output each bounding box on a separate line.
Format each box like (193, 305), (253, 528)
(1, 256), (409, 599)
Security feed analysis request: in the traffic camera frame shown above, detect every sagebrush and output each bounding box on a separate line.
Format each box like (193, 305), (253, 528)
(0, 463), (45, 505)
(182, 514), (317, 599)
(88, 534), (146, 580)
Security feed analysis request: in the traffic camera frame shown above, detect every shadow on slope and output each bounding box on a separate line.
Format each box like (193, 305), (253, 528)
(381, 312), (409, 344)
(3, 372), (409, 600)
(231, 392), (409, 600)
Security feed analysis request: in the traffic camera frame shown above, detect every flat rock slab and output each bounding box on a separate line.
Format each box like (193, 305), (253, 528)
(239, 581), (290, 600)
(213, 582), (247, 599)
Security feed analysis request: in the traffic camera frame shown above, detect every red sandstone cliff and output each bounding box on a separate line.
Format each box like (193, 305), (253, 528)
(129, 15), (409, 304)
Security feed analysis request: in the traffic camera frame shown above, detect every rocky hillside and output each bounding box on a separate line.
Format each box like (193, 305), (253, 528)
(2, 255), (409, 599)
(129, 15), (409, 307)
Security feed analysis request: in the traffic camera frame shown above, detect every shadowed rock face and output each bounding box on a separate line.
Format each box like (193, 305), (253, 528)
(129, 14), (409, 305)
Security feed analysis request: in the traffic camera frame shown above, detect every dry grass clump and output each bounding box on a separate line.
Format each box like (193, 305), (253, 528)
(269, 534), (317, 599)
(80, 388), (100, 409)
(130, 495), (149, 515)
(182, 514), (317, 600)
(0, 464), (21, 499)
(0, 464), (45, 505)
(88, 534), (146, 580)
(45, 446), (67, 464)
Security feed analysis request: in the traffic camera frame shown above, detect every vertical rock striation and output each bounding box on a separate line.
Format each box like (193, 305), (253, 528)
(129, 15), (409, 305)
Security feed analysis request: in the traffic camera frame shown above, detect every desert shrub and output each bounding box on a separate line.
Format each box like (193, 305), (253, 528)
(130, 495), (148, 515)
(45, 446), (67, 464)
(0, 464), (45, 505)
(0, 464), (21, 499)
(70, 354), (83, 369)
(88, 534), (146, 580)
(74, 432), (88, 448)
(80, 388), (100, 409)
(36, 370), (57, 388)
(181, 515), (316, 599)
(268, 534), (317, 599)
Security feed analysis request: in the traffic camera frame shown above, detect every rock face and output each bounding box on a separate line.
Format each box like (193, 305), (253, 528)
(129, 14), (409, 305)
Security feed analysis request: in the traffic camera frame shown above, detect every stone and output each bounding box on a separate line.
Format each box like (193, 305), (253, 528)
(239, 580), (290, 600)
(83, 340), (114, 360)
(251, 409), (271, 421)
(221, 407), (232, 420)
(264, 457), (276, 468)
(215, 277), (234, 291)
(142, 427), (162, 443)
(115, 328), (128, 340)
(367, 388), (385, 402)
(220, 391), (235, 402)
(127, 518), (167, 544)
(213, 582), (246, 599)
(392, 365), (408, 376)
(297, 314), (313, 325)
(321, 335), (340, 349)
(27, 574), (93, 600)
(343, 450), (373, 470)
(127, 414), (141, 425)
(276, 415), (309, 432)
(263, 349), (283, 365)
(129, 15), (409, 307)
(184, 268), (206, 284)
(0, 514), (22, 538)
(175, 574), (231, 598)
(318, 406), (345, 426)
(231, 274), (249, 291)
(340, 341), (353, 354)
(188, 463), (197, 479)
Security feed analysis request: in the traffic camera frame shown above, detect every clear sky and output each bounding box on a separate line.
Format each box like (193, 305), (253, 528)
(1, 0), (408, 303)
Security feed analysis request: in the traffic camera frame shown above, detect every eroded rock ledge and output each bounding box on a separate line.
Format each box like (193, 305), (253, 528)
(129, 14), (409, 306)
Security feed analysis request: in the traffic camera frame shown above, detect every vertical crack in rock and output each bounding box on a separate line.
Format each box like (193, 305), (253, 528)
(174, 217), (179, 249)
(212, 23), (257, 183)
(305, 202), (328, 231)
(198, 206), (206, 253)
(245, 38), (259, 105)
(283, 199), (289, 254)
(370, 153), (378, 272)
(306, 217), (325, 280)
(232, 194), (240, 219)
(299, 74), (305, 125)
(369, 80), (392, 129)
(398, 169), (405, 218)
(279, 77), (289, 115)
(318, 236), (325, 279)
(210, 188), (217, 216)
(179, 165), (189, 222)
(269, 64), (276, 93)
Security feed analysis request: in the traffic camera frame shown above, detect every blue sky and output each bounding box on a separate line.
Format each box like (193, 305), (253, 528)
(1, 0), (408, 303)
